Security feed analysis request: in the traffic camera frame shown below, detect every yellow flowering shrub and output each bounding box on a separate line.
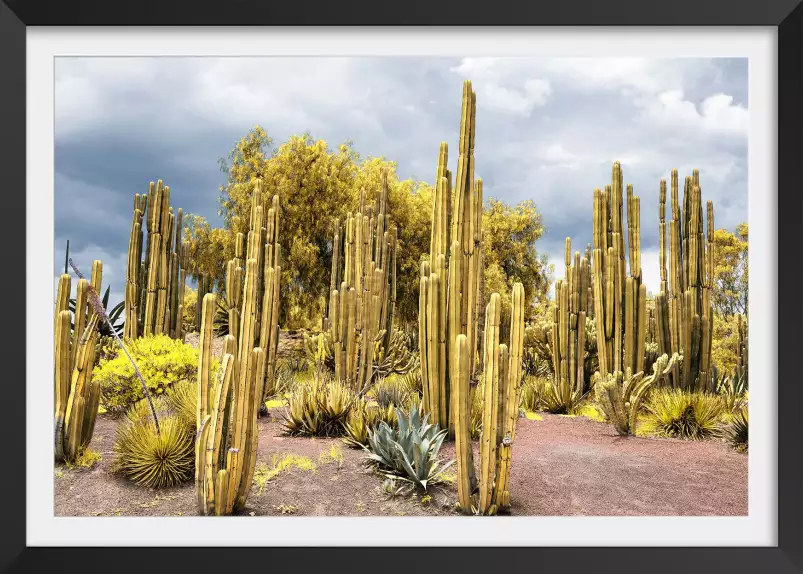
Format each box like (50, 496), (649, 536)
(93, 334), (219, 413)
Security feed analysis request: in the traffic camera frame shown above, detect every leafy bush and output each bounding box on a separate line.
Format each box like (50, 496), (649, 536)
(365, 406), (453, 491)
(93, 334), (219, 413)
(640, 389), (725, 440)
(182, 287), (197, 333)
(112, 415), (194, 487)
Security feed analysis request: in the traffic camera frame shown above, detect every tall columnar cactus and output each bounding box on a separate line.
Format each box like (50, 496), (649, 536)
(222, 182), (282, 406)
(125, 180), (187, 339)
(324, 170), (397, 393)
(195, 262), (264, 515)
(420, 80), (484, 434)
(591, 162), (648, 380)
(550, 237), (590, 399)
(454, 284), (524, 515)
(54, 263), (104, 462)
(655, 169), (714, 391)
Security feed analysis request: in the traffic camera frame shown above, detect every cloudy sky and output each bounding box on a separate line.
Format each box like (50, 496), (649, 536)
(55, 57), (748, 305)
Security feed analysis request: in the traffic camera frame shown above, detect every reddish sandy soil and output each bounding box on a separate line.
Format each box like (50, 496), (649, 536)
(54, 408), (747, 517)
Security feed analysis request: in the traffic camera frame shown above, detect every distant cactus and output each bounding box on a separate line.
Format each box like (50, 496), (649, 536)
(125, 181), (187, 340)
(323, 170), (397, 394)
(655, 169), (715, 391)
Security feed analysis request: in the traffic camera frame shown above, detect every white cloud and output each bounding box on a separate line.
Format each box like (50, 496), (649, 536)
(451, 58), (552, 116)
(641, 90), (748, 137)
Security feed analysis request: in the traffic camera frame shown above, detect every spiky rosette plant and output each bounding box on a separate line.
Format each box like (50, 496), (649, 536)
(112, 415), (194, 488)
(365, 406), (454, 491)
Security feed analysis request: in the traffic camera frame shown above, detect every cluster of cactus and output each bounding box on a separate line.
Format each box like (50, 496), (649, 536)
(232, 183), (282, 404)
(323, 169), (397, 393)
(654, 170), (715, 391)
(594, 351), (680, 436)
(54, 261), (104, 462)
(453, 285), (524, 515)
(591, 162), (650, 380)
(124, 180), (188, 340)
(195, 273), (214, 332)
(420, 80), (485, 434)
(550, 237), (592, 400)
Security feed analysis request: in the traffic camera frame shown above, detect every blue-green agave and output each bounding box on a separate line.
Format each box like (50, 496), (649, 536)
(365, 406), (454, 490)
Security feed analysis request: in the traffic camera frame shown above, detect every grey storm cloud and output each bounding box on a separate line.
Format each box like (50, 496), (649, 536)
(55, 56), (748, 304)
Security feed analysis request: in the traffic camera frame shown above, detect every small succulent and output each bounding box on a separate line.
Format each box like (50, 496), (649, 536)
(365, 406), (454, 491)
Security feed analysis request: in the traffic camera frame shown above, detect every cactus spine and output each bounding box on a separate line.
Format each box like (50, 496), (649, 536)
(551, 237), (590, 399)
(454, 284), (524, 515)
(420, 80), (484, 434)
(655, 169), (715, 391)
(54, 263), (103, 462)
(125, 180), (187, 339)
(324, 170), (397, 392)
(591, 162), (648, 380)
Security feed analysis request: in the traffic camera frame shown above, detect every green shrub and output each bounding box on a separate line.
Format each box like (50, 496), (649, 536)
(640, 389), (725, 440)
(371, 376), (411, 410)
(93, 334), (219, 413)
(365, 406), (453, 491)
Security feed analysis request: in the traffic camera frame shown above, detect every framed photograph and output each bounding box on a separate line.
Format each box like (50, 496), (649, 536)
(3, 0), (801, 571)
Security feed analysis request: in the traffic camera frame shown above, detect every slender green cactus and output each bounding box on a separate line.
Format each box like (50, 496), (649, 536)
(454, 284), (524, 515)
(592, 162), (649, 381)
(550, 237), (590, 400)
(655, 169), (714, 391)
(323, 170), (396, 394)
(196, 261), (264, 515)
(54, 263), (104, 463)
(420, 80), (484, 435)
(125, 181), (186, 339)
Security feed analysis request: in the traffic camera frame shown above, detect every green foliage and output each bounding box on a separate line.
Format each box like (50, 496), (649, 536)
(365, 406), (454, 491)
(253, 454), (317, 494)
(268, 357), (305, 398)
(64, 448), (102, 470)
(640, 389), (725, 440)
(482, 198), (553, 333)
(342, 397), (383, 448)
(469, 385), (483, 440)
(541, 380), (584, 415)
(712, 223), (748, 317)
(93, 334), (219, 413)
(112, 415), (195, 488)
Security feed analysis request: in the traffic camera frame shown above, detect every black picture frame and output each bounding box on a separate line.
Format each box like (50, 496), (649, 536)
(1, 1), (800, 572)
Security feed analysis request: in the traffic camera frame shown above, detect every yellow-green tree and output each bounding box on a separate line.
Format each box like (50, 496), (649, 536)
(482, 198), (553, 334)
(712, 223), (748, 317)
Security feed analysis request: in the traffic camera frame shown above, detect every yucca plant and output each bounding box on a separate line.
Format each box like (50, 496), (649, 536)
(164, 379), (197, 429)
(365, 406), (454, 491)
(541, 380), (584, 414)
(714, 365), (748, 413)
(640, 388), (724, 440)
(723, 404), (748, 451)
(112, 414), (194, 488)
(519, 376), (550, 412)
(371, 376), (411, 410)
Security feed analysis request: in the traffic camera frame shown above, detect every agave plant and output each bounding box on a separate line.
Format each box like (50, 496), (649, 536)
(69, 284), (125, 338)
(714, 365), (748, 412)
(365, 406), (454, 491)
(724, 404), (748, 451)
